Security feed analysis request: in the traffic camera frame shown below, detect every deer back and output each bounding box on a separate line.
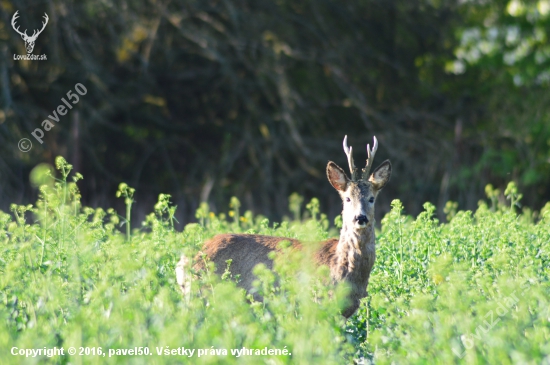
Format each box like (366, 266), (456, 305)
(193, 233), (339, 294)
(194, 234), (297, 291)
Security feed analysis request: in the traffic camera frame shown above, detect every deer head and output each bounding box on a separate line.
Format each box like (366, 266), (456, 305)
(11, 11), (49, 54)
(327, 135), (391, 231)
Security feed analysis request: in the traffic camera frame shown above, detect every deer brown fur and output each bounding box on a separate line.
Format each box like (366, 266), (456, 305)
(176, 135), (391, 318)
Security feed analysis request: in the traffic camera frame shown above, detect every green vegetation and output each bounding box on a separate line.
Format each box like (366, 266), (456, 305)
(1, 160), (549, 364)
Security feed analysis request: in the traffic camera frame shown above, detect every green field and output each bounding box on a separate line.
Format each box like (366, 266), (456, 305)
(1, 158), (549, 364)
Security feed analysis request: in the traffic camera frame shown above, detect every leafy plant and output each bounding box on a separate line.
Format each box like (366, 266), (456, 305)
(0, 160), (548, 364)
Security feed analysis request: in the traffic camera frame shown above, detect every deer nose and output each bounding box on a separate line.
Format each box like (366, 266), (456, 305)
(355, 215), (368, 225)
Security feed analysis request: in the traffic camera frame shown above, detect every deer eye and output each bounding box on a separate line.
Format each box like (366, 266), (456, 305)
(345, 197), (351, 202)
(369, 197), (374, 203)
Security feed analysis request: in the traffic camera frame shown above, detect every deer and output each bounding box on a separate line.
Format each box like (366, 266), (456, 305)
(176, 135), (391, 318)
(11, 11), (49, 54)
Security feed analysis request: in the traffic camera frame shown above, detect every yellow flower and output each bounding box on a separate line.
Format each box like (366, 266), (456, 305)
(432, 274), (444, 285)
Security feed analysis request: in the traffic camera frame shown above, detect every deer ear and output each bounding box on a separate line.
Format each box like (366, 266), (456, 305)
(369, 160), (391, 191)
(327, 161), (349, 192)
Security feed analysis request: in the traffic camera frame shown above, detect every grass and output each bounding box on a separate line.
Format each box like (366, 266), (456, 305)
(0, 157), (549, 364)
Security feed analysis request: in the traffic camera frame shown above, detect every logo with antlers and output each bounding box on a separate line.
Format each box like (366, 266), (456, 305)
(11, 11), (49, 54)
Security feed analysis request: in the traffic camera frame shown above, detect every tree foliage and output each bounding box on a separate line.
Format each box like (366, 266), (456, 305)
(0, 0), (549, 223)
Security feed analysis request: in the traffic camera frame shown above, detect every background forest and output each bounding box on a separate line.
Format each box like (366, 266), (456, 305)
(1, 0), (550, 225)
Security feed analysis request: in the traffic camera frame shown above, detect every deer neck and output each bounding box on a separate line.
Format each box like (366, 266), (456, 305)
(331, 222), (375, 284)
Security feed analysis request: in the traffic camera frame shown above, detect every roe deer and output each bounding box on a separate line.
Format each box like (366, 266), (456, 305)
(176, 135), (391, 318)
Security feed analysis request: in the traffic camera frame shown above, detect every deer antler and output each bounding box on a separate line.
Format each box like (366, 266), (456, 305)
(29, 13), (48, 40)
(11, 12), (48, 40)
(343, 135), (358, 181)
(361, 136), (378, 180)
(11, 11), (28, 38)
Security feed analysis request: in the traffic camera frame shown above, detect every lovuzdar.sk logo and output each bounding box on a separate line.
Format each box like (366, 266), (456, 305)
(11, 10), (48, 61)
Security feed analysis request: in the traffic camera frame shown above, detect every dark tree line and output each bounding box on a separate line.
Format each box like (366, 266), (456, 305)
(1, 0), (549, 226)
